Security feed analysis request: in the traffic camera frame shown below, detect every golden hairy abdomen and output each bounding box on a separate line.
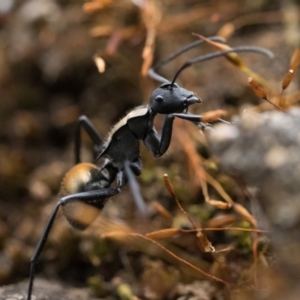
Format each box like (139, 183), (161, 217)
(60, 163), (102, 230)
(60, 163), (99, 196)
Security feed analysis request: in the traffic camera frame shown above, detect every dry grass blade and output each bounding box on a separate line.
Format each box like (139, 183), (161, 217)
(102, 230), (133, 243)
(141, 31), (156, 76)
(163, 174), (197, 229)
(82, 0), (112, 13)
(202, 110), (227, 123)
(214, 247), (234, 253)
(174, 120), (263, 277)
(206, 199), (232, 210)
(151, 201), (172, 219)
(279, 49), (300, 106)
(217, 22), (235, 39)
(192, 33), (245, 68)
(163, 174), (176, 198)
(192, 33), (228, 50)
(140, 0), (162, 76)
(89, 25), (113, 38)
(145, 228), (180, 239)
(163, 174), (215, 252)
(233, 203), (257, 228)
(181, 227), (268, 233)
(252, 231), (259, 287)
(280, 69), (295, 107)
(130, 233), (232, 286)
(204, 172), (233, 206)
(290, 48), (300, 71)
(248, 77), (285, 111)
(174, 122), (233, 208)
(164, 174), (196, 226)
(206, 214), (237, 228)
(248, 77), (267, 100)
(196, 231), (215, 252)
(282, 69), (294, 91)
(102, 227), (232, 286)
(193, 33), (274, 90)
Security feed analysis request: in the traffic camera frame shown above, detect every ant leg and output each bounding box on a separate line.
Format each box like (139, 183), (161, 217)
(144, 113), (202, 156)
(27, 188), (119, 300)
(75, 115), (104, 164)
(116, 160), (147, 216)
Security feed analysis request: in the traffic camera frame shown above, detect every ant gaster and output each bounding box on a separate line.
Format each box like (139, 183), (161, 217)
(26, 36), (274, 300)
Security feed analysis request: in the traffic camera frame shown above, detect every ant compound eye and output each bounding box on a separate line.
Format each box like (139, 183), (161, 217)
(155, 95), (164, 103)
(183, 99), (188, 106)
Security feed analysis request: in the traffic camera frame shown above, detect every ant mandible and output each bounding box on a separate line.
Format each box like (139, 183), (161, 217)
(26, 36), (273, 300)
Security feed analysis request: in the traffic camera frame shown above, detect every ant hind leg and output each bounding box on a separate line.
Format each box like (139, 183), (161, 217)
(27, 188), (119, 300)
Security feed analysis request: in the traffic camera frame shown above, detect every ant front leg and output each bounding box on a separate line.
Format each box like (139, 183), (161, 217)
(27, 188), (119, 300)
(144, 112), (202, 156)
(75, 115), (104, 164)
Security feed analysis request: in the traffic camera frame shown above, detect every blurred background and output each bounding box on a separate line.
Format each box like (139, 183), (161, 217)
(0, 0), (299, 299)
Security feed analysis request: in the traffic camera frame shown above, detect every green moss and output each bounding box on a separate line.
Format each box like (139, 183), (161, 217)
(87, 275), (105, 297)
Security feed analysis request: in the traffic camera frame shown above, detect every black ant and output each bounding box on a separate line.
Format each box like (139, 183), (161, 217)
(26, 36), (273, 300)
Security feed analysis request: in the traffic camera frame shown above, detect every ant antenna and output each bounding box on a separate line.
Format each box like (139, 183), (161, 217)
(170, 46), (274, 87)
(148, 36), (226, 84)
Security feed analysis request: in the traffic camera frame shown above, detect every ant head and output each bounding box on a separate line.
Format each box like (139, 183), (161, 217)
(148, 37), (274, 115)
(149, 82), (201, 114)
